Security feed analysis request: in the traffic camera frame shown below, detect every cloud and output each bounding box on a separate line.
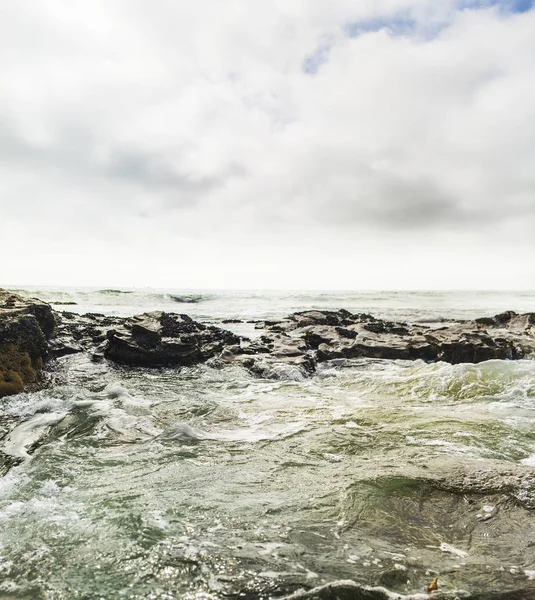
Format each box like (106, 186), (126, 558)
(0, 0), (534, 288)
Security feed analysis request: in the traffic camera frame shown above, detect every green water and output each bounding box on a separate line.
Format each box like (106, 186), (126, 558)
(1, 355), (535, 599)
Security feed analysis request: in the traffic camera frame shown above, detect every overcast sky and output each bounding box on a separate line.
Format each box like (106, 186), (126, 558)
(1, 0), (534, 290)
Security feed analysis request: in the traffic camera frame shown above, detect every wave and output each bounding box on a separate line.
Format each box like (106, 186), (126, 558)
(332, 358), (535, 405)
(97, 289), (134, 295)
(404, 359), (535, 403)
(279, 579), (472, 599)
(95, 290), (210, 303)
(167, 294), (206, 304)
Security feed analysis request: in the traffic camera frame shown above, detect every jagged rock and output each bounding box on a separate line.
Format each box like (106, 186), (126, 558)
(0, 290), (56, 397)
(263, 309), (534, 366)
(3, 289), (535, 385)
(49, 311), (124, 358)
(104, 311), (241, 367)
(230, 309), (535, 379)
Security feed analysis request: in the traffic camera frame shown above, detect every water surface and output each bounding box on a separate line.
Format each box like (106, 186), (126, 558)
(1, 289), (535, 598)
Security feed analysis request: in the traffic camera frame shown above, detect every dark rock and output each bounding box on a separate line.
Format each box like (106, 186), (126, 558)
(4, 289), (535, 388)
(50, 311), (123, 358)
(238, 308), (535, 378)
(335, 326), (358, 340)
(305, 328), (337, 349)
(362, 321), (410, 336)
(104, 311), (241, 367)
(0, 290), (56, 397)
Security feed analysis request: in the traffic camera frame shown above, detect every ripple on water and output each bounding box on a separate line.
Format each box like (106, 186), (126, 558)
(0, 352), (535, 597)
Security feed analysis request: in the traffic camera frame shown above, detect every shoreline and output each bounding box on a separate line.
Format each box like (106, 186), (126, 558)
(1, 288), (534, 399)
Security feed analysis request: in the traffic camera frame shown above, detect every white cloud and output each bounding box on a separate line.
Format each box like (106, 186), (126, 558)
(1, 0), (534, 289)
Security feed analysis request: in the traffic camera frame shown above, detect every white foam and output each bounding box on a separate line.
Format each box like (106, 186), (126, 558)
(439, 542), (468, 557)
(164, 422), (208, 441)
(3, 412), (68, 458)
(521, 454), (535, 466)
(104, 384), (131, 399)
(162, 420), (305, 444)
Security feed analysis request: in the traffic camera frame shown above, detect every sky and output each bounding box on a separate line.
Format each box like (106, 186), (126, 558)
(1, 0), (534, 290)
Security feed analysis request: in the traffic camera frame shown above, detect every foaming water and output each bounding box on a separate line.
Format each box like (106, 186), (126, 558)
(0, 291), (535, 598)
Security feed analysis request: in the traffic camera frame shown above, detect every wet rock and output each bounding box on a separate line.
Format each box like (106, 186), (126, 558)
(242, 354), (315, 381)
(279, 579), (535, 600)
(0, 290), (56, 397)
(279, 579), (470, 599)
(251, 309), (535, 376)
(4, 290), (535, 384)
(50, 311), (124, 358)
(104, 311), (241, 367)
(433, 460), (535, 509)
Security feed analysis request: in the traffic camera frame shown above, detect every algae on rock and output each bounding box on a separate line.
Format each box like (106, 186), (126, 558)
(0, 290), (55, 398)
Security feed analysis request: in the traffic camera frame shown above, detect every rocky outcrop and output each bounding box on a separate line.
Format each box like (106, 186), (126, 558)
(2, 287), (535, 389)
(49, 311), (124, 358)
(0, 290), (56, 397)
(104, 311), (241, 367)
(236, 309), (535, 378)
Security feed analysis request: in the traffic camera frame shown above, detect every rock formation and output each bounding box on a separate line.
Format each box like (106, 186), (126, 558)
(0, 290), (56, 397)
(104, 311), (241, 367)
(237, 309), (535, 379)
(1, 287), (535, 395)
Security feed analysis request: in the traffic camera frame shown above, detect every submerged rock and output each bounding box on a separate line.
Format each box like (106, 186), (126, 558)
(0, 290), (56, 397)
(279, 579), (535, 600)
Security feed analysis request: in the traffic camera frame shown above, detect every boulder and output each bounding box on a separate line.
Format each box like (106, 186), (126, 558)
(104, 311), (241, 367)
(0, 290), (56, 397)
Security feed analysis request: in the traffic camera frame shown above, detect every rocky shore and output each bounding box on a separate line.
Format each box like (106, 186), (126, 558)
(1, 288), (535, 397)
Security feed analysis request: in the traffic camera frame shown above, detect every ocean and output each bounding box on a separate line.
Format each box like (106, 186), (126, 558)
(1, 288), (535, 599)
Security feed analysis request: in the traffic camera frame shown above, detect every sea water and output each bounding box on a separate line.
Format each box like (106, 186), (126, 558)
(0, 288), (534, 599)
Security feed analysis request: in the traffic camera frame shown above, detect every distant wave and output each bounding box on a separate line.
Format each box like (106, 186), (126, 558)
(97, 289), (134, 295)
(167, 294), (206, 304)
(93, 289), (210, 303)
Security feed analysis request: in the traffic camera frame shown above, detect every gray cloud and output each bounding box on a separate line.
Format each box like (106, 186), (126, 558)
(0, 0), (534, 288)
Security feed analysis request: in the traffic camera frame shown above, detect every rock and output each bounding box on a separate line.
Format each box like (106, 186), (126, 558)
(277, 577), (535, 600)
(253, 309), (535, 374)
(279, 579), (470, 599)
(49, 311), (124, 358)
(104, 311), (241, 367)
(0, 290), (56, 397)
(3, 289), (535, 386)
